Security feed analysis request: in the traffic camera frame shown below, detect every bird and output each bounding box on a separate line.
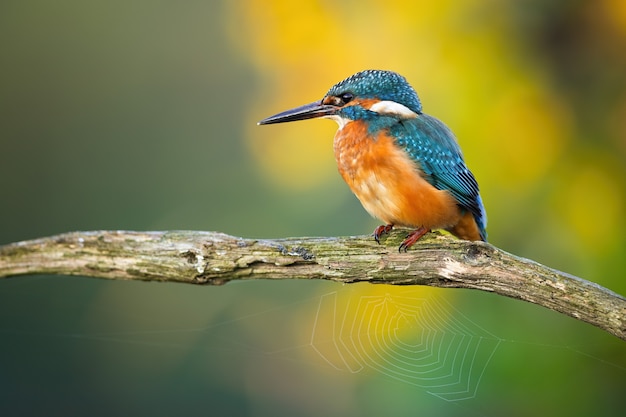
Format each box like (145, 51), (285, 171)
(258, 70), (486, 251)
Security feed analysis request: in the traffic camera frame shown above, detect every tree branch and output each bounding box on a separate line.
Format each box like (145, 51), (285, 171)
(1, 230), (624, 340)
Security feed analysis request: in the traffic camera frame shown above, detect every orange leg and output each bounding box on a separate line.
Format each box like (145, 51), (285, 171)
(399, 227), (429, 252)
(373, 224), (394, 244)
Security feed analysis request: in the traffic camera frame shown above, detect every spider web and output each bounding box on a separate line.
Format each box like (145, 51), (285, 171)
(309, 289), (502, 401)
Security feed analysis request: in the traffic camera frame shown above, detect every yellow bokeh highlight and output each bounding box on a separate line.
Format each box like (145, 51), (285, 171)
(602, 0), (626, 38)
(247, 117), (338, 189)
(553, 156), (625, 253)
(482, 81), (571, 189)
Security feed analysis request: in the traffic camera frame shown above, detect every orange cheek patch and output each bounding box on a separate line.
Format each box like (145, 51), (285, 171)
(348, 98), (378, 110)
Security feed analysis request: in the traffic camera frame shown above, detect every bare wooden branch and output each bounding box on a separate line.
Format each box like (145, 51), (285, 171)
(1, 230), (624, 340)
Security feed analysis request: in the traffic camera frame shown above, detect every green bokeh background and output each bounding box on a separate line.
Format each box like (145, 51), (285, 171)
(1, 1), (625, 416)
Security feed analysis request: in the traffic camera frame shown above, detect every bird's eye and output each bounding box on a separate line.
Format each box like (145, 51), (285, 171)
(340, 93), (354, 104)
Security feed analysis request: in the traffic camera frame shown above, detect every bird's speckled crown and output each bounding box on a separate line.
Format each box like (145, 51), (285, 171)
(326, 70), (422, 114)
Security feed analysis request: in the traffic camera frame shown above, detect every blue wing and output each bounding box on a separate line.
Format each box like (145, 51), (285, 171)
(390, 114), (487, 240)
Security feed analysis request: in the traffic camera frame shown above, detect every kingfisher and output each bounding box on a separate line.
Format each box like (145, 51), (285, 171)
(258, 70), (487, 251)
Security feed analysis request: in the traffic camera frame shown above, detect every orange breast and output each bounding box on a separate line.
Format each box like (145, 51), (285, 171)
(333, 121), (463, 230)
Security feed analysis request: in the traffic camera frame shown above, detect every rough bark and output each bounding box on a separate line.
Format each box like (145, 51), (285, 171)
(1, 230), (624, 340)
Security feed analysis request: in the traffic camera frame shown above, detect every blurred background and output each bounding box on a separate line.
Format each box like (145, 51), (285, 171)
(1, 0), (625, 416)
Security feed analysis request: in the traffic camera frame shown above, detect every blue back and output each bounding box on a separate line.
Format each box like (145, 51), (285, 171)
(391, 114), (487, 240)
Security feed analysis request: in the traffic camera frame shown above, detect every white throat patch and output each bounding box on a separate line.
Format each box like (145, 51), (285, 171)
(368, 100), (418, 119)
(325, 114), (351, 129)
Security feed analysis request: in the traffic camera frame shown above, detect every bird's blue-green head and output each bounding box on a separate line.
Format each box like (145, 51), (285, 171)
(258, 70), (423, 127)
(326, 70), (422, 114)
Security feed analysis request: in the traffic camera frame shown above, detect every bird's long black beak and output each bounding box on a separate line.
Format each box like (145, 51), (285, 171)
(257, 101), (337, 125)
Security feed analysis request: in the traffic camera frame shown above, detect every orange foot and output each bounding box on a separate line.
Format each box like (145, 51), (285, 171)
(373, 224), (394, 244)
(398, 227), (430, 252)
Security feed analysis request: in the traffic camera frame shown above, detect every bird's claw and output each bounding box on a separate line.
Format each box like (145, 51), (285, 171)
(373, 224), (394, 244)
(398, 227), (429, 252)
